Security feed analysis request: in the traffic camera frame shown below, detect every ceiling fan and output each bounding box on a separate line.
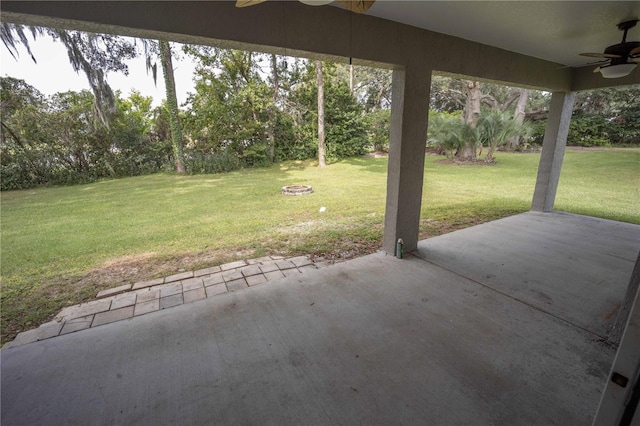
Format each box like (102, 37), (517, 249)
(236, 0), (375, 14)
(579, 19), (640, 78)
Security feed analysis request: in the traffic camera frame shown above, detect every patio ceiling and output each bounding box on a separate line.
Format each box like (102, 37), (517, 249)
(2, 1), (639, 90)
(361, 1), (640, 68)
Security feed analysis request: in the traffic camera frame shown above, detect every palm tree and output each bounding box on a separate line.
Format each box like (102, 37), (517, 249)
(478, 110), (530, 162)
(428, 113), (480, 160)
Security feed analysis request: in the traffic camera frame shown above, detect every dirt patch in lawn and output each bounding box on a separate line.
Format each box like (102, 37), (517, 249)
(363, 151), (389, 158)
(80, 248), (259, 291)
(435, 159), (497, 166)
(1, 248), (256, 344)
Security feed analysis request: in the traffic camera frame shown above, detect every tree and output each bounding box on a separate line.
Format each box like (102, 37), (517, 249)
(457, 81), (482, 161)
(48, 90), (102, 174)
(316, 60), (327, 168)
(337, 64), (392, 153)
(429, 76), (539, 156)
(1, 77), (168, 189)
(526, 86), (640, 147)
(267, 53), (279, 163)
(107, 90), (170, 176)
(428, 108), (529, 163)
(478, 109), (530, 162)
(288, 60), (367, 161)
(427, 111), (466, 159)
(2, 24), (187, 172)
(184, 46), (276, 167)
(507, 88), (529, 150)
(336, 63), (392, 112)
(1, 23), (136, 127)
(573, 86), (640, 146)
(158, 40), (186, 173)
(430, 75), (466, 113)
(0, 76), (54, 188)
(1, 23), (40, 62)
(137, 38), (188, 173)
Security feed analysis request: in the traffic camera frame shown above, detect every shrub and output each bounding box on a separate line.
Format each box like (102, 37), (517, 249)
(183, 149), (242, 174)
(427, 111), (465, 158)
(364, 109), (391, 152)
(568, 113), (611, 147)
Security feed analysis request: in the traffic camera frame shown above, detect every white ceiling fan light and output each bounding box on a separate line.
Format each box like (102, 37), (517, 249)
(236, 0), (375, 14)
(299, 0), (334, 5)
(599, 63), (638, 78)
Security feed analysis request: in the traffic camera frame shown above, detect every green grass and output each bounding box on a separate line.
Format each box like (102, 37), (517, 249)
(1, 150), (638, 342)
(555, 150), (640, 222)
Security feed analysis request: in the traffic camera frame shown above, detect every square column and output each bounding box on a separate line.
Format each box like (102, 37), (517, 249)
(383, 67), (431, 255)
(531, 91), (575, 212)
(592, 254), (640, 425)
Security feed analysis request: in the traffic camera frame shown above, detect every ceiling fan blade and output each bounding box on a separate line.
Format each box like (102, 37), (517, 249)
(579, 52), (622, 59)
(593, 66), (602, 73)
(630, 47), (640, 56)
(337, 0), (375, 13)
(630, 58), (640, 63)
(236, 0), (268, 8)
(558, 58), (609, 69)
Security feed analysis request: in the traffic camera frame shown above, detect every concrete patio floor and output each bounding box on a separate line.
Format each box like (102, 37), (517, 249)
(2, 212), (639, 425)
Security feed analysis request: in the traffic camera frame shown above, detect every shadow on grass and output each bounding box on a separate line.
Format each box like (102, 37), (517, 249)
(341, 157), (388, 173)
(277, 160), (315, 172)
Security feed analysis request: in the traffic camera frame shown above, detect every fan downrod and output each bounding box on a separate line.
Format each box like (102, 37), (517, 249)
(617, 20), (638, 32)
(618, 19), (638, 43)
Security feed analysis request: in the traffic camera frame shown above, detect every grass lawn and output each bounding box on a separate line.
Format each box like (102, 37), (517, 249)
(1, 150), (639, 343)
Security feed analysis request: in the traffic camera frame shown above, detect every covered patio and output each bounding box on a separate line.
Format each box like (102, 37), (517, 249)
(2, 212), (639, 424)
(1, 1), (639, 424)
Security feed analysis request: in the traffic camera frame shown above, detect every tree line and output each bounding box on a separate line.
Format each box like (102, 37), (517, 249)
(427, 77), (640, 162)
(1, 26), (390, 190)
(1, 25), (638, 190)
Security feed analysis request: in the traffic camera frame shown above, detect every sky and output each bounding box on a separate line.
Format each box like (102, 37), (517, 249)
(1, 35), (198, 107)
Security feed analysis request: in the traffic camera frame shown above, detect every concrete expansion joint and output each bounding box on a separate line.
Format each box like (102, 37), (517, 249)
(3, 255), (333, 350)
(411, 250), (610, 342)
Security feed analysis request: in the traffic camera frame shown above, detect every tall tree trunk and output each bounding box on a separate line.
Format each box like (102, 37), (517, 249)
(457, 80), (481, 161)
(267, 53), (279, 163)
(507, 88), (529, 150)
(316, 60), (326, 168)
(462, 81), (482, 128)
(159, 40), (186, 173)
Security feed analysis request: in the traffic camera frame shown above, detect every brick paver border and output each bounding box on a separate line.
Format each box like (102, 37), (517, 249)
(4, 255), (330, 349)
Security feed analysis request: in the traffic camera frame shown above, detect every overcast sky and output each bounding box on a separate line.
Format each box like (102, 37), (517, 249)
(1, 35), (197, 107)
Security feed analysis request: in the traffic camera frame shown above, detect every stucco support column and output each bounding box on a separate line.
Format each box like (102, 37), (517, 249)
(383, 67), (431, 255)
(531, 91), (575, 212)
(592, 259), (640, 425)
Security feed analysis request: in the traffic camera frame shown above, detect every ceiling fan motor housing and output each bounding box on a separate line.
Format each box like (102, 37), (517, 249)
(605, 41), (640, 64)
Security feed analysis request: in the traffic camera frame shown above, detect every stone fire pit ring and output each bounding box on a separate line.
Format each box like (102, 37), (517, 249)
(282, 185), (313, 196)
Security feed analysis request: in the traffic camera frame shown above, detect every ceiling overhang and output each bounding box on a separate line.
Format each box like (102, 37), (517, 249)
(1, 1), (639, 91)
